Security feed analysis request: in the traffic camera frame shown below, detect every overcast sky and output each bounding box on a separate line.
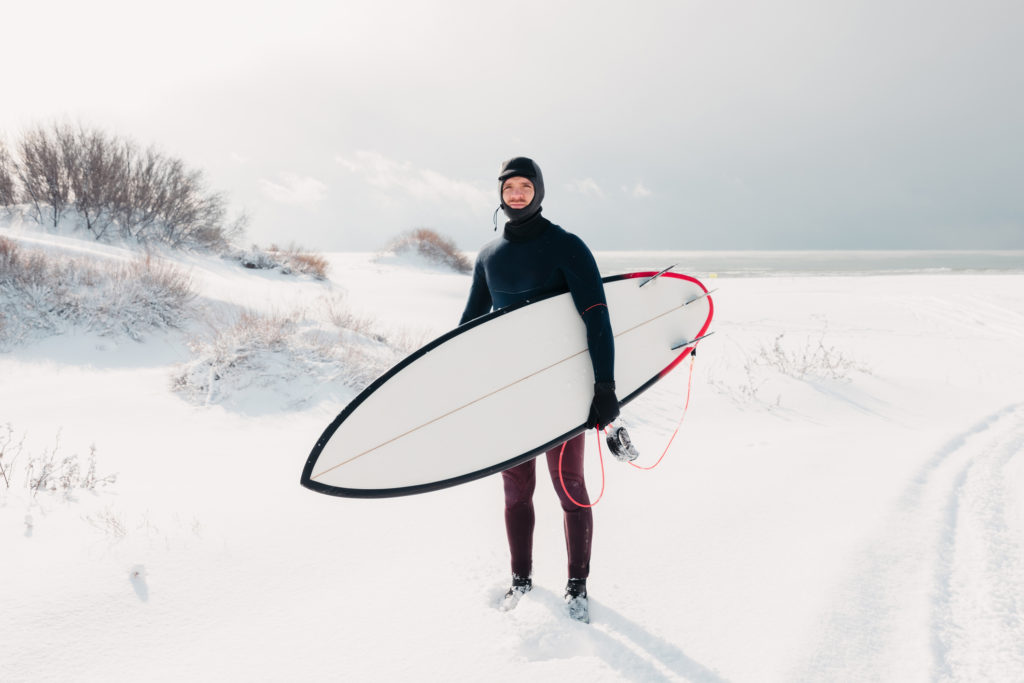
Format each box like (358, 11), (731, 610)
(2, 0), (1022, 251)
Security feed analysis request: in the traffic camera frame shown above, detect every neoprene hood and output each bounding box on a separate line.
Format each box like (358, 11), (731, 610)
(498, 156), (545, 221)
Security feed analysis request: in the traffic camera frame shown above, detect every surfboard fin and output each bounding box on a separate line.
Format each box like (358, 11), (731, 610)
(683, 288), (717, 307)
(671, 331), (715, 351)
(639, 264), (678, 287)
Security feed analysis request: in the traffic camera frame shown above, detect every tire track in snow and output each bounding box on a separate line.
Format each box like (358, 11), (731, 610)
(901, 294), (1024, 341)
(790, 403), (1024, 681)
(931, 404), (1024, 681)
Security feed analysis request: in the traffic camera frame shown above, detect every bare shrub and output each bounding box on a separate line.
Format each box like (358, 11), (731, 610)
(225, 310), (298, 349)
(27, 443), (116, 497)
(324, 294), (381, 340)
(234, 247), (278, 271)
(382, 228), (472, 273)
(0, 236), (53, 291)
(281, 248), (330, 279)
(0, 423), (25, 490)
(101, 139), (243, 250)
(0, 235), (17, 267)
(84, 506), (128, 539)
(4, 122), (244, 251)
(709, 330), (869, 408)
(756, 332), (864, 381)
(230, 243), (330, 279)
(0, 425), (115, 500)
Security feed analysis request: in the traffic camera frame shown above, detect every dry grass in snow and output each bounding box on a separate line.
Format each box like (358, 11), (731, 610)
(0, 236), (194, 347)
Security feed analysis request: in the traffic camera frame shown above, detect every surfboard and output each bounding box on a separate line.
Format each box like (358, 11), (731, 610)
(300, 270), (714, 498)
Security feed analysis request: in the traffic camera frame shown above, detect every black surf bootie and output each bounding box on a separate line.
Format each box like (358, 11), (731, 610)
(564, 578), (590, 623)
(500, 574), (532, 612)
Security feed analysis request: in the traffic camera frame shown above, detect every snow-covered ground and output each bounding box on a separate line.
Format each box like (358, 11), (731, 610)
(2, 224), (1024, 682)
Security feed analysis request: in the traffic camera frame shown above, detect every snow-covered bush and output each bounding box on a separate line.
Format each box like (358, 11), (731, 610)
(226, 243), (329, 279)
(282, 249), (329, 279)
(323, 293), (384, 341)
(708, 330), (868, 408)
(756, 332), (864, 381)
(378, 228), (472, 273)
(0, 237), (195, 347)
(172, 303), (405, 410)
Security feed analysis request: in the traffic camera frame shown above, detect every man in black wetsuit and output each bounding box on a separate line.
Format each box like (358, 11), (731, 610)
(459, 156), (620, 621)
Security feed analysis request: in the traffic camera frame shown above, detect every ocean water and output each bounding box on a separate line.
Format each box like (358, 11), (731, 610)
(593, 250), (1024, 278)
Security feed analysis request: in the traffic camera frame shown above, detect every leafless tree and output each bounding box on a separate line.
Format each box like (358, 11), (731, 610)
(60, 126), (127, 241)
(112, 145), (162, 241)
(0, 141), (18, 209)
(15, 125), (73, 227)
(5, 122), (242, 251)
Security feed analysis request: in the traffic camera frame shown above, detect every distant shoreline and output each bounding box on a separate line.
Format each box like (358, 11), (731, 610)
(590, 250), (1024, 277)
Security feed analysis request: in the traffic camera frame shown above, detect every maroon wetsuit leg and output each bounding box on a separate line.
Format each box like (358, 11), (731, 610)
(501, 458), (537, 578)
(544, 433), (592, 580)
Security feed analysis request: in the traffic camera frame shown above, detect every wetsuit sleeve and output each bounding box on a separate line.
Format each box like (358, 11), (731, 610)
(561, 235), (615, 384)
(459, 257), (492, 325)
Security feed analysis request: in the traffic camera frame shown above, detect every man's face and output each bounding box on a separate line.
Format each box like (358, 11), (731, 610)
(502, 177), (535, 210)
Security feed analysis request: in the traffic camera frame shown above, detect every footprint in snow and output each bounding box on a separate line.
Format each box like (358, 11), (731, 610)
(130, 565), (149, 602)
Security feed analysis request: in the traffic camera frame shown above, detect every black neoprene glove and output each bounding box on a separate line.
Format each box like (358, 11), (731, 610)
(587, 382), (620, 430)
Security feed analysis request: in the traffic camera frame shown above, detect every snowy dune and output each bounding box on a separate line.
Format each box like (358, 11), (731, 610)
(2, 228), (1024, 682)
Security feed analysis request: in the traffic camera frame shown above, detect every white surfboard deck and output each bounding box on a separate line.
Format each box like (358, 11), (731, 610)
(301, 271), (714, 498)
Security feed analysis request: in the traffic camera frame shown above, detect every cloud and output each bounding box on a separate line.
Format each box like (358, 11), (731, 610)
(337, 151), (491, 211)
(626, 182), (653, 199)
(259, 173), (328, 206)
(566, 178), (606, 198)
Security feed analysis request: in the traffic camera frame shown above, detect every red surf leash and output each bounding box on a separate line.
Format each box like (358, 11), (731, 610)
(558, 426), (607, 509)
(558, 351), (698, 506)
(627, 350), (696, 471)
